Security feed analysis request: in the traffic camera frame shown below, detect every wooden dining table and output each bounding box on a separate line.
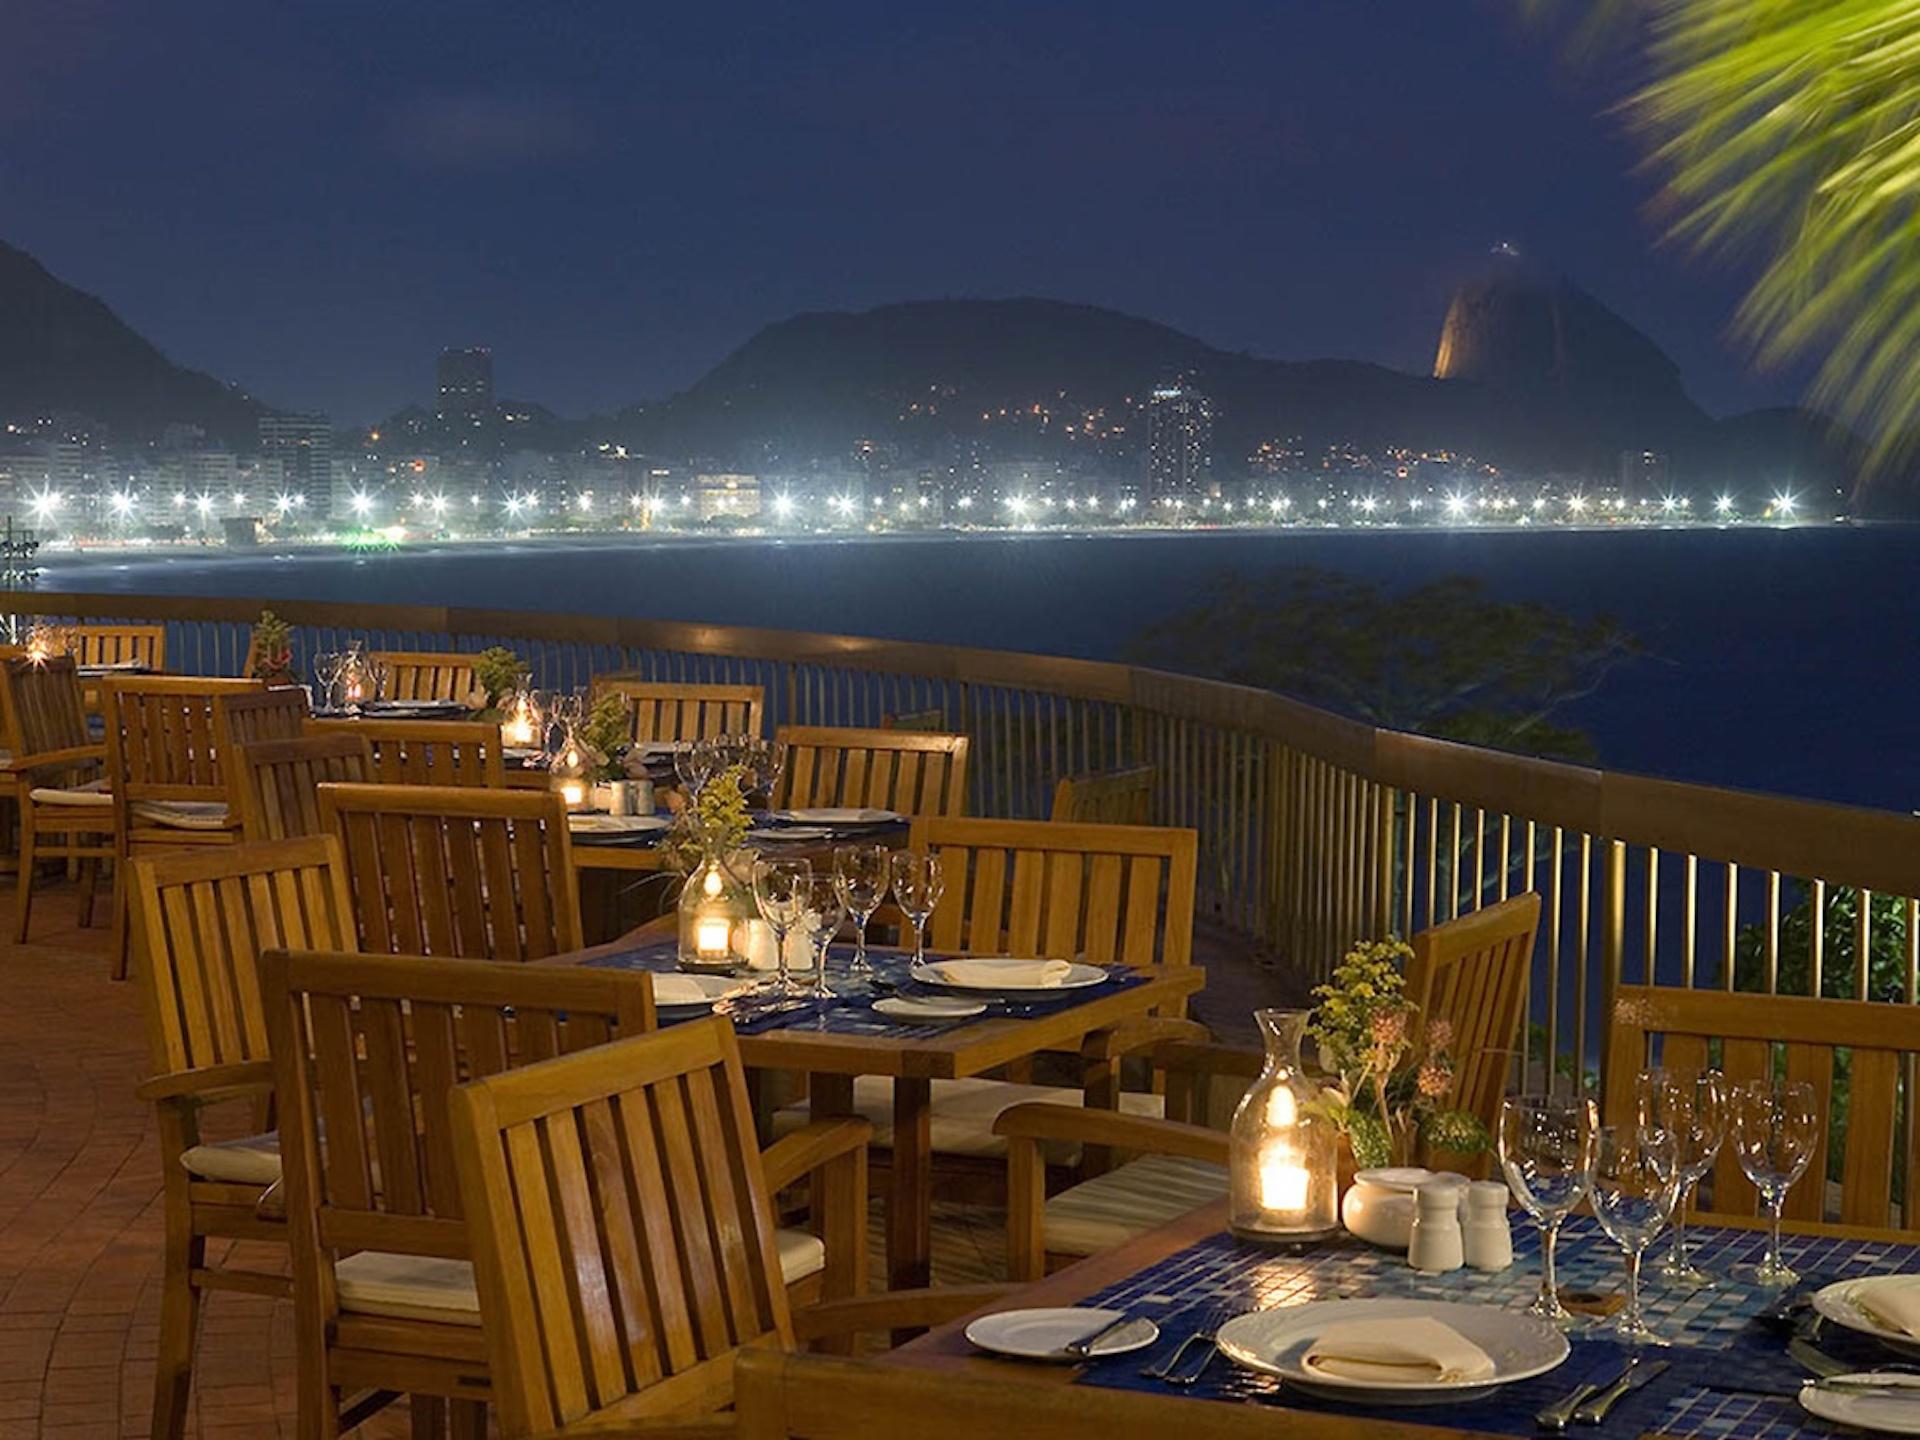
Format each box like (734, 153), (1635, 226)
(544, 932), (1204, 1295)
(885, 1198), (1920, 1440)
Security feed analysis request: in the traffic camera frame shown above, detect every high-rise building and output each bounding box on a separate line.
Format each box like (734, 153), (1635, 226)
(1147, 381), (1214, 501)
(258, 413), (332, 515)
(437, 347), (494, 416)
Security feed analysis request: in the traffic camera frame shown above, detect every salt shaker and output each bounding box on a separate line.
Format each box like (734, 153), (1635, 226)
(607, 781), (634, 817)
(1463, 1180), (1513, 1271)
(1407, 1178), (1465, 1273)
(630, 778), (655, 815)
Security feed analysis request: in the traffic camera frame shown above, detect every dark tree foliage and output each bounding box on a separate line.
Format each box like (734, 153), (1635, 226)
(1129, 570), (1638, 762)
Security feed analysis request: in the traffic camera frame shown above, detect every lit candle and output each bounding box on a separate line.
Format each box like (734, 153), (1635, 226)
(559, 779), (586, 807)
(1259, 1141), (1311, 1214)
(696, 917), (732, 956)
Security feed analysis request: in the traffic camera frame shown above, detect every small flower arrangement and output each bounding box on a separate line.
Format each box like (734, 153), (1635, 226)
(249, 610), (294, 680)
(664, 763), (751, 874)
(575, 691), (634, 781)
(472, 646), (523, 714)
(1308, 936), (1489, 1169)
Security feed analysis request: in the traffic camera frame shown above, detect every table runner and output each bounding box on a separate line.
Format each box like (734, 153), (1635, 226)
(1072, 1216), (1920, 1439)
(583, 941), (1150, 1039)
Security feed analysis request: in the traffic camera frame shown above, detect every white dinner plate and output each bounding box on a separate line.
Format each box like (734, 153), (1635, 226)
(568, 814), (671, 835)
(1800, 1375), (1920, 1435)
(873, 995), (986, 1021)
(910, 958), (1110, 994)
(1812, 1278), (1920, 1359)
(649, 974), (746, 1011)
(964, 1308), (1158, 1363)
(773, 807), (904, 826)
(1216, 1299), (1568, 1406)
(749, 825), (831, 844)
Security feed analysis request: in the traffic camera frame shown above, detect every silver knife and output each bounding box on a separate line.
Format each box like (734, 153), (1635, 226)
(1063, 1313), (1151, 1359)
(1537, 1359), (1629, 1432)
(1576, 1357), (1668, 1425)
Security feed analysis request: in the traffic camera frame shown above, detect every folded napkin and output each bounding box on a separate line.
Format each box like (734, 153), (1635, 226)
(651, 975), (712, 1007)
(1859, 1280), (1920, 1337)
(929, 958), (1074, 988)
(1301, 1318), (1496, 1385)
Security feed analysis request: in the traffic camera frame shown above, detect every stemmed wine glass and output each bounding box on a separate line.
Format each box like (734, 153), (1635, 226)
(889, 851), (943, 966)
(1731, 1080), (1818, 1287)
(833, 844), (891, 976)
(1498, 1093), (1597, 1325)
(1590, 1123), (1681, 1345)
(1636, 1068), (1728, 1287)
(312, 651), (344, 710)
(739, 736), (786, 805)
(794, 873), (848, 997)
(751, 857), (811, 998)
(675, 736), (719, 798)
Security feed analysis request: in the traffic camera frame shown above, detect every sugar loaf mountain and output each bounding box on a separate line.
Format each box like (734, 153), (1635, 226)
(0, 236), (1893, 507)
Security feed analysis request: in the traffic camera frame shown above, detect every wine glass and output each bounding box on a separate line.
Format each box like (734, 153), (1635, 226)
(739, 736), (786, 805)
(833, 844), (891, 976)
(751, 857), (811, 997)
(312, 651), (343, 710)
(675, 736), (719, 797)
(889, 851), (944, 966)
(1636, 1068), (1727, 1287)
(1731, 1080), (1818, 1287)
(1498, 1093), (1597, 1325)
(1590, 1123), (1681, 1344)
(794, 873), (848, 997)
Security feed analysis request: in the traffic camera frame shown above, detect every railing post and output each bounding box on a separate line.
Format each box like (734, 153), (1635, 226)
(1599, 837), (1626, 1100)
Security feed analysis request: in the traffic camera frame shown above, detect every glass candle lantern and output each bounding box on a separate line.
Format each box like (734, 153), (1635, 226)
(500, 689), (543, 748)
(548, 727), (593, 810)
(1229, 1008), (1340, 1244)
(677, 847), (755, 973)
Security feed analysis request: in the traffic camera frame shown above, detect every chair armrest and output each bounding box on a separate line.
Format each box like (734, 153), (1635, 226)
(536, 1413), (737, 1439)
(3, 743), (107, 774)
(993, 1103), (1230, 1164)
(760, 1117), (872, 1193)
(135, 1060), (275, 1105)
(1081, 1016), (1210, 1063)
(791, 1284), (1022, 1343)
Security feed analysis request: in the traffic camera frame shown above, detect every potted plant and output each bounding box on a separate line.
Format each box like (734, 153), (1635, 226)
(248, 610), (296, 685)
(472, 646), (523, 719)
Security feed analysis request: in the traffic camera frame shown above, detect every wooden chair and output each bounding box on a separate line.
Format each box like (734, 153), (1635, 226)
(104, 676), (264, 978)
(318, 782), (582, 960)
(368, 650), (484, 707)
(0, 656), (114, 941)
(128, 837), (358, 1440)
(312, 717), (506, 788)
(72, 621), (166, 670)
(993, 894), (1540, 1280)
(447, 1019), (1000, 1438)
(593, 677), (765, 741)
(1050, 765), (1155, 825)
(231, 733), (373, 841)
(773, 725), (970, 817)
(215, 685), (309, 751)
(1604, 984), (1920, 1233)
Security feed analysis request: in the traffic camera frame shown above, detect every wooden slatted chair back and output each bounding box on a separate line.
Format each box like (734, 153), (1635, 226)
(910, 816), (1197, 987)
(231, 733), (373, 841)
(322, 717), (507, 788)
(368, 650), (484, 707)
(593, 677), (766, 742)
(318, 781), (582, 960)
(1050, 765), (1155, 825)
(129, 837), (356, 1078)
(215, 686), (309, 752)
(1604, 985), (1920, 1233)
(448, 1017), (792, 1436)
(72, 622), (166, 671)
(104, 677), (264, 803)
(774, 725), (969, 817)
(0, 655), (90, 758)
(1404, 892), (1540, 1136)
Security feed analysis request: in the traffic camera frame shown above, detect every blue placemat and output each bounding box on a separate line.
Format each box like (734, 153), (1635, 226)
(583, 941), (1149, 1039)
(1073, 1218), (1920, 1440)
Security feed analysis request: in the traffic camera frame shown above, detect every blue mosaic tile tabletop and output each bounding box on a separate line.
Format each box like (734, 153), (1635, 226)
(1072, 1217), (1920, 1439)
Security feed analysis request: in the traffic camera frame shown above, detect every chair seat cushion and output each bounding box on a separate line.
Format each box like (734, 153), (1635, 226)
(772, 1076), (1164, 1165)
(29, 778), (111, 806)
(131, 799), (232, 829)
(1043, 1152), (1229, 1258)
(180, 1131), (281, 1185)
(334, 1228), (826, 1326)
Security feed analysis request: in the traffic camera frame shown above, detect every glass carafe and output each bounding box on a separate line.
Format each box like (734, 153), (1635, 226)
(1229, 1008), (1340, 1243)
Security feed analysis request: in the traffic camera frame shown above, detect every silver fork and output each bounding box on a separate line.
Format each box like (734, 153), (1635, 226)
(1139, 1331), (1211, 1380)
(1165, 1333), (1219, 1387)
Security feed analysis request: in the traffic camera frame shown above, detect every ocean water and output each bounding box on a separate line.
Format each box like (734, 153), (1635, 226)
(31, 525), (1920, 814)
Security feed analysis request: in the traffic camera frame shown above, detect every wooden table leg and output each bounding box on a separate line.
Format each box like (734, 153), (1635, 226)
(889, 1076), (933, 1328)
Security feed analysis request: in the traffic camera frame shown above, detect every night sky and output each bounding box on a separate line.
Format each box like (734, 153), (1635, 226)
(2, 0), (1800, 425)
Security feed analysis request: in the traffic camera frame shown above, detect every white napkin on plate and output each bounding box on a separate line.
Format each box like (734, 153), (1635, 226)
(930, 958), (1074, 988)
(650, 975), (712, 1007)
(1301, 1317), (1496, 1384)
(1859, 1280), (1920, 1337)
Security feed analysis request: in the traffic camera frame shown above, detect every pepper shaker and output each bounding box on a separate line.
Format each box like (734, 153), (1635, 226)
(1462, 1179), (1514, 1271)
(1408, 1178), (1465, 1273)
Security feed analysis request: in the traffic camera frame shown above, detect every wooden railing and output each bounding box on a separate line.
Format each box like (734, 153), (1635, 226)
(15, 590), (1920, 1100)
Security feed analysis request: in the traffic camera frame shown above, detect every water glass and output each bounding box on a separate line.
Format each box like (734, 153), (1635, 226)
(1731, 1079), (1818, 1286)
(889, 851), (944, 965)
(1590, 1124), (1681, 1344)
(795, 873), (848, 997)
(1636, 1068), (1727, 1287)
(751, 857), (810, 997)
(833, 843), (891, 975)
(1498, 1093), (1596, 1325)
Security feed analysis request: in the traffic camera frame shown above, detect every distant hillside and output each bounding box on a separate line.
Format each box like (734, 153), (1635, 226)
(0, 240), (264, 445)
